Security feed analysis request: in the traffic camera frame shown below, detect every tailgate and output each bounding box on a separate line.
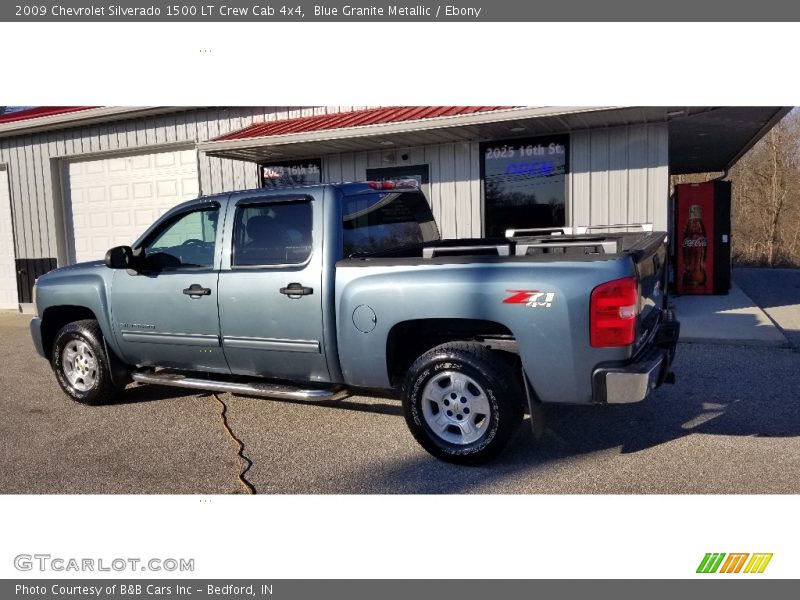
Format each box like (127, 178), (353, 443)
(629, 232), (669, 351)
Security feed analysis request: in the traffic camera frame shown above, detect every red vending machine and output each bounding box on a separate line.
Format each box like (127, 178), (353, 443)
(674, 181), (732, 295)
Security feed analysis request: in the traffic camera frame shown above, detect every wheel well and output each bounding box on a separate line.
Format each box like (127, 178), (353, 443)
(41, 305), (98, 359)
(386, 319), (517, 385)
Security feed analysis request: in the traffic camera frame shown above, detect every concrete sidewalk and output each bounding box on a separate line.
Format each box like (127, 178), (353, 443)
(671, 282), (789, 347)
(735, 268), (800, 350)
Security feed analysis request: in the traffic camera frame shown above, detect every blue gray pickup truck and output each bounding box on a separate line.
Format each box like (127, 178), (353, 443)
(30, 181), (679, 464)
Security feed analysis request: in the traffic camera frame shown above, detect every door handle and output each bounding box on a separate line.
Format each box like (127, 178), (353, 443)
(280, 283), (314, 298)
(183, 284), (212, 297)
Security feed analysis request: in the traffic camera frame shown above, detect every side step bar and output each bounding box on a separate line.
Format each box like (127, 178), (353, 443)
(131, 370), (349, 402)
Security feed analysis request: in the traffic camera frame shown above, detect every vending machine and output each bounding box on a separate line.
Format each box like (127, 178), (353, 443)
(674, 181), (732, 295)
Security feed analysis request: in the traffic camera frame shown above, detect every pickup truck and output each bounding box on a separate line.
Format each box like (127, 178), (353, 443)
(30, 180), (679, 464)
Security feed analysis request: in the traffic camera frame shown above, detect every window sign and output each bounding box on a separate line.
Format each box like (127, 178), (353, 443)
(482, 136), (568, 237)
(260, 158), (322, 188)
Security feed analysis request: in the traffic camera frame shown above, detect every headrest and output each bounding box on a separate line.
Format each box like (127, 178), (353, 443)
(246, 215), (275, 243)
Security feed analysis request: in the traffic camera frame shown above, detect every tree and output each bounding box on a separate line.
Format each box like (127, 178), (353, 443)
(672, 108), (800, 267)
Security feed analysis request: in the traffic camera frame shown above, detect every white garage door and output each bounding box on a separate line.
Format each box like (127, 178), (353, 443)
(65, 149), (200, 264)
(0, 166), (20, 309)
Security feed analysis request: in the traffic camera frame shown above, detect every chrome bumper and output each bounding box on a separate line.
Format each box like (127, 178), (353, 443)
(592, 313), (680, 404)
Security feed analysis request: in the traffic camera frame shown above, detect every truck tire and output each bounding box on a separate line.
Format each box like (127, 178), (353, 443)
(51, 319), (125, 406)
(403, 342), (524, 465)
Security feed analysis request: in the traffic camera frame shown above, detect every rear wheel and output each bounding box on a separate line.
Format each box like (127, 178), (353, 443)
(52, 319), (124, 405)
(403, 342), (524, 465)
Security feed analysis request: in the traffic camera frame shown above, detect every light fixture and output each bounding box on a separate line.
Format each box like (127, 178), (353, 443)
(379, 140), (394, 146)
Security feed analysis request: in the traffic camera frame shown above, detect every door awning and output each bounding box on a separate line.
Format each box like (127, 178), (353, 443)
(198, 105), (792, 175)
(198, 106), (626, 162)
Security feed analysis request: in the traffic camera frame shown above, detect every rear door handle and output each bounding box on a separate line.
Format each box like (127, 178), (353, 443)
(183, 284), (211, 297)
(280, 283), (314, 298)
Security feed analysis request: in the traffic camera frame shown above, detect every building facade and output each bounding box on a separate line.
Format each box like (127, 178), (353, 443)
(0, 105), (786, 310)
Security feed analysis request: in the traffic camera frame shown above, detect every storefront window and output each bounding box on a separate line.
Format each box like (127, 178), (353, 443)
(260, 158), (322, 188)
(482, 136), (568, 237)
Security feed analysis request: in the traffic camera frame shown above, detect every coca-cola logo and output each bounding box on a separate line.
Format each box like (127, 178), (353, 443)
(683, 237), (707, 248)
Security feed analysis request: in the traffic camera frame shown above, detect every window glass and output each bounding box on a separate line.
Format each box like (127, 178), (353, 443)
(483, 136), (568, 237)
(233, 201), (313, 266)
(260, 159), (321, 189)
(143, 207), (218, 269)
(343, 191), (439, 256)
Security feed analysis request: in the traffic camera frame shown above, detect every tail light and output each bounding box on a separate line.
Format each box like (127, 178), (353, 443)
(590, 277), (638, 347)
(367, 179), (418, 191)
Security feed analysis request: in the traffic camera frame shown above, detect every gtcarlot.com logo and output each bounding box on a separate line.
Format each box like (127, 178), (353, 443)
(697, 553), (772, 574)
(14, 554), (195, 572)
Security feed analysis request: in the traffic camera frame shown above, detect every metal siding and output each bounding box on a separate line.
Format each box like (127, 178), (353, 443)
(648, 123), (670, 231)
(569, 130), (592, 228)
(469, 141), (482, 237)
(608, 127), (629, 225)
(0, 110), (670, 267)
(454, 142), (471, 239)
(589, 130), (610, 227)
(626, 125), (649, 225)
(569, 122), (668, 231)
(0, 107), (303, 261)
(322, 141), (482, 240)
(439, 145), (457, 239)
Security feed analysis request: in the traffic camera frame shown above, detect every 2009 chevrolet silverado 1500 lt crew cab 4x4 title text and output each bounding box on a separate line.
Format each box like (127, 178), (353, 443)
(30, 181), (679, 464)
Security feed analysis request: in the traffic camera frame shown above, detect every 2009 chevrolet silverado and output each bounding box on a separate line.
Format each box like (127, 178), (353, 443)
(30, 181), (679, 464)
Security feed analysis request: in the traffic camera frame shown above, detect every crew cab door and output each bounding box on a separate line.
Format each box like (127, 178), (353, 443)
(217, 191), (329, 382)
(109, 200), (229, 373)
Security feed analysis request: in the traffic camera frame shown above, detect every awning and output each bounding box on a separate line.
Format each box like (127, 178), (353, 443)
(668, 107), (789, 174)
(199, 106), (629, 161)
(200, 105), (792, 175)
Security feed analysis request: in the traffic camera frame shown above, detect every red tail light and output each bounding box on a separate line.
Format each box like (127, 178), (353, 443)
(590, 277), (638, 347)
(368, 180), (396, 190)
(367, 179), (418, 191)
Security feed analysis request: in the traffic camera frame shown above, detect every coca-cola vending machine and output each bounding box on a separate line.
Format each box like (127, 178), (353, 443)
(674, 181), (732, 295)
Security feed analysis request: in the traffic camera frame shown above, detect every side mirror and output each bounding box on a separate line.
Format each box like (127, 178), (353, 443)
(105, 245), (134, 270)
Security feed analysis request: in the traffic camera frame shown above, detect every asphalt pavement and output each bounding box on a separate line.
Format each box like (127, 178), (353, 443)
(1, 279), (798, 493)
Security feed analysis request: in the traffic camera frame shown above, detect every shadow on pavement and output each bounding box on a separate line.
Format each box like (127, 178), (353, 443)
(336, 343), (800, 493)
(107, 383), (208, 405)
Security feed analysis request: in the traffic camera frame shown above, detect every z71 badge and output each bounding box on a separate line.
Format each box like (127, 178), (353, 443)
(503, 290), (555, 308)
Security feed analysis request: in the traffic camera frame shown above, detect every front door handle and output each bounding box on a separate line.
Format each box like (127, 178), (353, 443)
(183, 284), (211, 298)
(280, 283), (314, 298)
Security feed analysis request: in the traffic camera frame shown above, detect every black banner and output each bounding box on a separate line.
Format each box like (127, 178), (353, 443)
(3, 1), (800, 21)
(3, 580), (799, 600)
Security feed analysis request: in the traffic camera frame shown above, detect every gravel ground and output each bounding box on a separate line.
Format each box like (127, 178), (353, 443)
(1, 306), (798, 494)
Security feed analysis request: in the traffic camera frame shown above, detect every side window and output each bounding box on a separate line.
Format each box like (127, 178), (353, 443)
(233, 201), (313, 267)
(143, 207), (219, 270)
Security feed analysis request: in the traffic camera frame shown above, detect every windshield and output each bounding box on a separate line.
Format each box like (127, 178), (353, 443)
(342, 191), (439, 256)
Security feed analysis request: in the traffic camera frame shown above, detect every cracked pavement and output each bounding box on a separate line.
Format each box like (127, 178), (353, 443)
(1, 298), (799, 493)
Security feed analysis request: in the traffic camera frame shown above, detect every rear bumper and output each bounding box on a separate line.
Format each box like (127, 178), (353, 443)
(30, 317), (46, 359)
(592, 311), (680, 404)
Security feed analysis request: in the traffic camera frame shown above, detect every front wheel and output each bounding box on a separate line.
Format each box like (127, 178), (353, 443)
(51, 319), (124, 405)
(403, 342), (524, 465)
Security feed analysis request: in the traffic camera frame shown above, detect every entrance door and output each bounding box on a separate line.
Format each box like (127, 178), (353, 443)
(109, 202), (228, 373)
(217, 194), (329, 383)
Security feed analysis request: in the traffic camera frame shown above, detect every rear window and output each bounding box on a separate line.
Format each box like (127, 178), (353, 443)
(343, 191), (439, 256)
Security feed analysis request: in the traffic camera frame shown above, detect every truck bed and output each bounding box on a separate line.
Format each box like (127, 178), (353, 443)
(340, 231), (668, 265)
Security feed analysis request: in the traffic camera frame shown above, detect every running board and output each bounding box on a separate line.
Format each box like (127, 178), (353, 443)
(131, 370), (349, 402)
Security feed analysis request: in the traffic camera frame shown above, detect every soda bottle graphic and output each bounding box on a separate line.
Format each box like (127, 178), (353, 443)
(682, 204), (707, 288)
